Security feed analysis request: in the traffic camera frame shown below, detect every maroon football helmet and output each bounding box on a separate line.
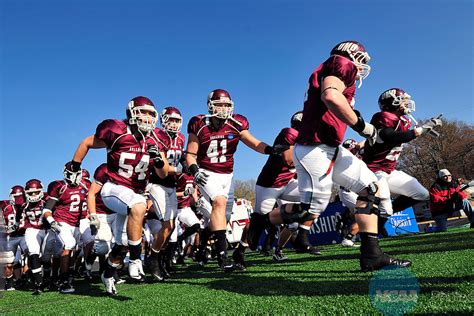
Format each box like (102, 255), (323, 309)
(9, 185), (26, 206)
(378, 88), (416, 114)
(331, 41), (371, 82)
(25, 179), (44, 203)
(126, 96), (158, 134)
(64, 161), (82, 186)
(290, 111), (303, 130)
(207, 89), (234, 119)
(82, 169), (91, 180)
(160, 106), (183, 134)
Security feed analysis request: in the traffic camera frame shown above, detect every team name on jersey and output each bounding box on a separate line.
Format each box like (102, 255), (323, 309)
(210, 135), (226, 140)
(129, 147), (144, 152)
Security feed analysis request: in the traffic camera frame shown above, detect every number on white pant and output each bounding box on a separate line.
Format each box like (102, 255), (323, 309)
(207, 139), (227, 163)
(118, 152), (150, 180)
(386, 146), (403, 162)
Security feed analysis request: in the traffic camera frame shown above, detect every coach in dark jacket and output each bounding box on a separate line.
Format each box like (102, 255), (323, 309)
(429, 169), (473, 231)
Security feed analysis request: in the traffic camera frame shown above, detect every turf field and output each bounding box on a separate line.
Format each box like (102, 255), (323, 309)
(1, 227), (473, 315)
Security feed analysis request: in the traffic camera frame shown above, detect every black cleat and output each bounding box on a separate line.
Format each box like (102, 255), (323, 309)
(59, 280), (75, 294)
(293, 232), (321, 255)
(232, 250), (247, 271)
(4, 277), (15, 291)
(149, 257), (164, 282)
(218, 254), (234, 272)
(361, 253), (412, 272)
(273, 249), (289, 263)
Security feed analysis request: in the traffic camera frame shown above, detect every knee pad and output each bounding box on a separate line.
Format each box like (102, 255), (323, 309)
(29, 254), (41, 271)
(94, 240), (111, 256)
(279, 204), (313, 224)
(110, 245), (128, 261)
(355, 183), (381, 216)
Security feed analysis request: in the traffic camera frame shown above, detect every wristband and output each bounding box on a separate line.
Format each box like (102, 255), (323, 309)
(189, 164), (199, 176)
(46, 216), (55, 224)
(264, 146), (272, 155)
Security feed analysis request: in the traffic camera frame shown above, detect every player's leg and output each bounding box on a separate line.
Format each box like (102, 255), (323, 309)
(334, 148), (411, 271)
(388, 170), (429, 213)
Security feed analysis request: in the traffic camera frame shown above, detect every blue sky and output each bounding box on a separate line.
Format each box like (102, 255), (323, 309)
(0, 0), (472, 199)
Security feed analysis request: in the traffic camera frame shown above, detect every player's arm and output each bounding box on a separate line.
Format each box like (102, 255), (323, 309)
(42, 198), (57, 219)
(153, 151), (169, 179)
(321, 76), (378, 144)
(186, 133), (200, 167)
(87, 181), (102, 216)
(240, 130), (270, 154)
(240, 130), (289, 156)
(186, 133), (208, 185)
(71, 135), (107, 170)
(378, 127), (417, 144)
(321, 76), (358, 125)
(282, 145), (295, 167)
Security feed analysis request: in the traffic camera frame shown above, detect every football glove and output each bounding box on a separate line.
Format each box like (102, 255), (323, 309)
(147, 145), (165, 169)
(194, 171), (209, 186)
(420, 114), (443, 137)
(50, 221), (62, 234)
(264, 144), (290, 155)
(89, 214), (100, 235)
(189, 164), (209, 186)
(351, 110), (379, 146)
(6, 222), (19, 234)
(184, 186), (195, 197)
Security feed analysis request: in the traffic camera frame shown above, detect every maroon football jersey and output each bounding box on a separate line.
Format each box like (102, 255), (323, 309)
(176, 173), (195, 209)
(297, 55), (358, 147)
(23, 198), (49, 230)
(47, 180), (90, 227)
(150, 129), (186, 188)
(187, 114), (249, 174)
(95, 119), (164, 193)
(93, 163), (114, 215)
(2, 203), (26, 236)
(257, 127), (298, 188)
(362, 111), (411, 174)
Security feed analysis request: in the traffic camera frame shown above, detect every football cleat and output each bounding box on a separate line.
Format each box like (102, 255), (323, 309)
(4, 277), (15, 291)
(113, 271), (126, 285)
(59, 280), (75, 294)
(194, 249), (208, 268)
(293, 231), (321, 255)
(149, 258), (164, 282)
(218, 253), (234, 273)
(128, 259), (146, 283)
(232, 250), (247, 271)
(360, 253), (412, 272)
(273, 249), (289, 263)
(341, 238), (360, 248)
(32, 283), (42, 295)
(101, 272), (117, 296)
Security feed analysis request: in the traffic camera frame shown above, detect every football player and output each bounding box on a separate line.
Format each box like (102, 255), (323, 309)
(42, 165), (90, 293)
(22, 179), (58, 294)
(362, 88), (441, 215)
(84, 163), (117, 280)
(147, 107), (186, 281)
(2, 186), (27, 291)
(238, 111), (318, 269)
(68, 96), (168, 295)
(252, 41), (412, 271)
(186, 89), (288, 271)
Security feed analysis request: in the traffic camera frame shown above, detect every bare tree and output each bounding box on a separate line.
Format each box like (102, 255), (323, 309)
(398, 119), (474, 188)
(233, 179), (256, 206)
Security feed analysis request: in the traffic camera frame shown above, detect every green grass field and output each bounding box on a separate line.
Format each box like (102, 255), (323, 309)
(1, 228), (473, 315)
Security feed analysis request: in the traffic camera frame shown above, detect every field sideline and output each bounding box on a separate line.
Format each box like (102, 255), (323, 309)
(1, 228), (473, 315)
